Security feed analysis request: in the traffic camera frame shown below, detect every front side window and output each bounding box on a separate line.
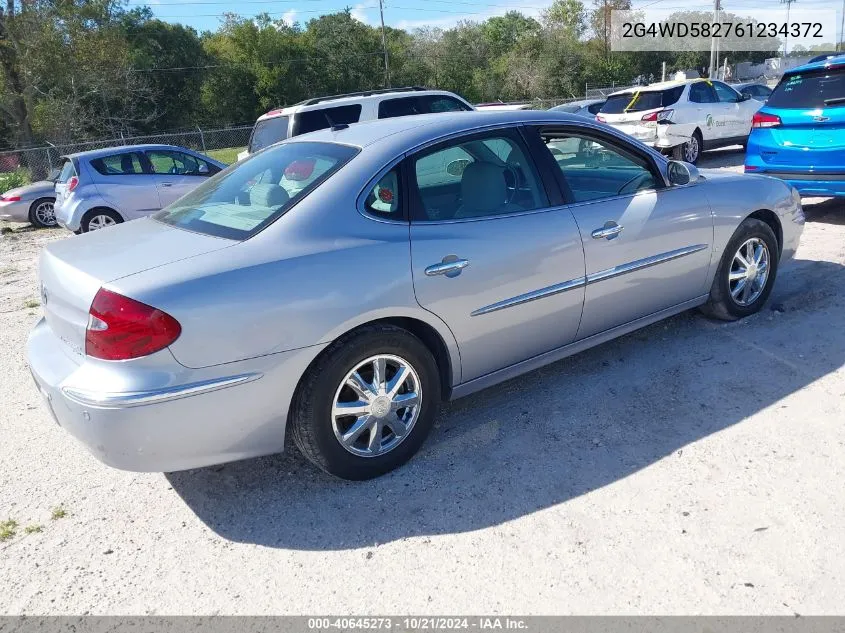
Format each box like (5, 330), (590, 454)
(713, 81), (741, 103)
(292, 105), (362, 136)
(147, 150), (217, 176)
(89, 152), (145, 176)
(155, 141), (358, 240)
(248, 116), (290, 153)
(412, 133), (547, 221)
(543, 132), (659, 202)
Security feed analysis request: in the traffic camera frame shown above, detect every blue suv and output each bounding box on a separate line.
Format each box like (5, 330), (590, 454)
(745, 57), (845, 197)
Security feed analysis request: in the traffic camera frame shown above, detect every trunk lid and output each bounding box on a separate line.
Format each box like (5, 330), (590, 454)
(39, 218), (234, 357)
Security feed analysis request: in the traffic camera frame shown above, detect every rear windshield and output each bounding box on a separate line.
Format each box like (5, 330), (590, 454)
(248, 116), (290, 153)
(291, 104), (362, 136)
(551, 104), (580, 113)
(600, 86), (684, 113)
(154, 141), (358, 240)
(767, 67), (845, 108)
(56, 159), (77, 183)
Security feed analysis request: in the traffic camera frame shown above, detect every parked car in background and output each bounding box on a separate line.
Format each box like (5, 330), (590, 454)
(475, 102), (534, 111)
(0, 172), (58, 228)
(549, 99), (606, 117)
(732, 82), (772, 102)
(54, 144), (225, 233)
(238, 87), (474, 161)
(28, 110), (803, 481)
(598, 79), (762, 163)
(745, 56), (845, 197)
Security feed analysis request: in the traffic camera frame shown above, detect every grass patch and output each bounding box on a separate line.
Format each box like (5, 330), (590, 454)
(0, 519), (18, 541)
(51, 506), (67, 520)
(24, 524), (43, 534)
(206, 147), (244, 165)
(23, 298), (40, 309)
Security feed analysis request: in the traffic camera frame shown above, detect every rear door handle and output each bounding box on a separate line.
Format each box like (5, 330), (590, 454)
(160, 182), (173, 187)
(425, 257), (469, 277)
(591, 222), (624, 240)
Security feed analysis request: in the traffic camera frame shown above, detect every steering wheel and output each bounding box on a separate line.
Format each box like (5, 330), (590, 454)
(618, 172), (653, 196)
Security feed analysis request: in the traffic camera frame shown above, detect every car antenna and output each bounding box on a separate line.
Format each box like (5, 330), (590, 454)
(324, 111), (349, 132)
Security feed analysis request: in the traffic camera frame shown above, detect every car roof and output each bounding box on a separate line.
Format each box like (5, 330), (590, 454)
(257, 90), (470, 121)
(288, 110), (600, 155)
(62, 144), (195, 160)
(608, 79), (690, 96)
(786, 56), (845, 75)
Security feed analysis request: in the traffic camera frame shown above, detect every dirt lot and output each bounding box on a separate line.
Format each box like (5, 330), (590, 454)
(1, 148), (844, 614)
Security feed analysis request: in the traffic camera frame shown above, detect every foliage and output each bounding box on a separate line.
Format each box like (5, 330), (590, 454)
(0, 0), (782, 152)
(0, 169), (30, 194)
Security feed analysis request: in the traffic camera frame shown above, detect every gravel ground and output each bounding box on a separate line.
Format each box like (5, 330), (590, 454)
(1, 148), (844, 615)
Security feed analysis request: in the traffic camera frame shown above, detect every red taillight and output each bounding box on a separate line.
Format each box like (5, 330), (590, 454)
(744, 165), (759, 172)
(1, 195), (21, 202)
(67, 176), (79, 192)
(641, 111), (658, 122)
(752, 112), (781, 129)
(86, 288), (181, 361)
(596, 115), (606, 123)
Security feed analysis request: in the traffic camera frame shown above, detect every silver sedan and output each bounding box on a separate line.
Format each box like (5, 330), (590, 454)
(27, 110), (804, 480)
(0, 178), (57, 227)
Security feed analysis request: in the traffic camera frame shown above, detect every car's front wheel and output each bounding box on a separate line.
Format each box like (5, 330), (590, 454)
(290, 324), (442, 480)
(701, 218), (779, 321)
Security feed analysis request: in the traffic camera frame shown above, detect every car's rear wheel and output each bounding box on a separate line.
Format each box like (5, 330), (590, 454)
(28, 198), (57, 228)
(81, 209), (122, 233)
(673, 130), (702, 164)
(290, 324), (441, 480)
(701, 218), (779, 321)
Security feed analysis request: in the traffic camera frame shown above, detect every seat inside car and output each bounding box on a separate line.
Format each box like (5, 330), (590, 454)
(249, 183), (290, 208)
(454, 161), (521, 219)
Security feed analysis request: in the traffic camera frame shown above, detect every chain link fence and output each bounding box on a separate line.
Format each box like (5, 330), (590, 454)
(0, 125), (253, 181)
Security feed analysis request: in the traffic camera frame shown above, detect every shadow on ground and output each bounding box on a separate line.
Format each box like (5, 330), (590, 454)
(168, 250), (845, 550)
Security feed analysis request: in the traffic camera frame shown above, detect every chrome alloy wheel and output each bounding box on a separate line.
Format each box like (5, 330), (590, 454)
(87, 214), (117, 231)
(684, 135), (700, 163)
(332, 354), (422, 457)
(34, 201), (56, 226)
(729, 237), (770, 306)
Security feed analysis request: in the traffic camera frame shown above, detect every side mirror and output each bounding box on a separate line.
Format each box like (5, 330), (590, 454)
(739, 93), (751, 102)
(667, 160), (700, 186)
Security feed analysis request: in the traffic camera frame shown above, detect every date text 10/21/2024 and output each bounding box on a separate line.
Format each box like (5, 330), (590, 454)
(307, 618), (529, 630)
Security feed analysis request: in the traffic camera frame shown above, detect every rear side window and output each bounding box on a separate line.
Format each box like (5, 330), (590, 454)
(600, 86), (683, 113)
(689, 82), (718, 103)
(767, 67), (845, 108)
(378, 95), (470, 119)
(89, 152), (145, 176)
(364, 167), (402, 220)
(248, 116), (290, 153)
(292, 105), (362, 136)
(56, 159), (77, 183)
(155, 141), (358, 240)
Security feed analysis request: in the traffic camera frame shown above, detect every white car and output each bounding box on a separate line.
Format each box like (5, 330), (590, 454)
(237, 87), (474, 161)
(597, 79), (762, 163)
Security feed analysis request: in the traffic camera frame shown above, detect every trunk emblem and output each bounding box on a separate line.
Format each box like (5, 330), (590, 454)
(814, 116), (830, 122)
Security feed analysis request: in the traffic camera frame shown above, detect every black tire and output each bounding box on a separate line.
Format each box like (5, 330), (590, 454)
(290, 324), (442, 480)
(80, 208), (123, 233)
(701, 218), (779, 321)
(28, 197), (57, 228)
(672, 130), (703, 164)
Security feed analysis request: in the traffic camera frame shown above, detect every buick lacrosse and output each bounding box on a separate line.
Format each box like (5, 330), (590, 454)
(28, 110), (804, 479)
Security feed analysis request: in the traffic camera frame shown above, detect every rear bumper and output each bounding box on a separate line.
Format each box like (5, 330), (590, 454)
(0, 199), (30, 222)
(754, 173), (845, 197)
(26, 317), (325, 472)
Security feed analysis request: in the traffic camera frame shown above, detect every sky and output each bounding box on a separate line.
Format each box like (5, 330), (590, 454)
(132, 0), (844, 44)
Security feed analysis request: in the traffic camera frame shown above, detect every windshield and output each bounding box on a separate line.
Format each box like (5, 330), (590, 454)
(248, 116), (290, 153)
(600, 86), (684, 114)
(155, 141), (359, 240)
(767, 67), (845, 108)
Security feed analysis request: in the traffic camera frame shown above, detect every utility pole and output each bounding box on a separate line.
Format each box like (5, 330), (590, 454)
(839, 0), (844, 51)
(781, 0), (795, 57)
(708, 0), (720, 77)
(378, 0), (390, 88)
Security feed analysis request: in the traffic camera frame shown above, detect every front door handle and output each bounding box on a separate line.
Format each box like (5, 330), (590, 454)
(425, 256), (469, 278)
(591, 222), (624, 240)
(160, 182), (173, 187)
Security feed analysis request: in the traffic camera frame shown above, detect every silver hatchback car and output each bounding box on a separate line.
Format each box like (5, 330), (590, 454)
(54, 144), (225, 233)
(28, 111), (804, 480)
